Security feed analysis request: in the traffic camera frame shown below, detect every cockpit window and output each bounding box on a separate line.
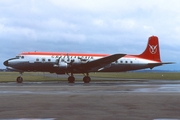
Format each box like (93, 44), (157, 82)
(16, 56), (24, 59)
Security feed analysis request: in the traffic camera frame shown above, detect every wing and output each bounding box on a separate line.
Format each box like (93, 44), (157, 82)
(75, 54), (126, 72)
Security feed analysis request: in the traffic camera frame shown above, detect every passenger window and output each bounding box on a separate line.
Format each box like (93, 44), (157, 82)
(36, 58), (39, 62)
(21, 56), (24, 59)
(130, 61), (133, 64)
(120, 61), (123, 63)
(48, 59), (51, 62)
(42, 58), (45, 62)
(125, 61), (128, 63)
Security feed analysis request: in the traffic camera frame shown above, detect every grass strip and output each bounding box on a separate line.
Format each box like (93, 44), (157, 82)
(0, 72), (180, 82)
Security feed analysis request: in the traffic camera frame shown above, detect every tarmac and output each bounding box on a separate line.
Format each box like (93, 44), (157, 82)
(0, 80), (180, 120)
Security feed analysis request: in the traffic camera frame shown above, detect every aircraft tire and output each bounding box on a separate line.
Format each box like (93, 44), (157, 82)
(68, 76), (75, 83)
(16, 76), (23, 83)
(83, 76), (91, 83)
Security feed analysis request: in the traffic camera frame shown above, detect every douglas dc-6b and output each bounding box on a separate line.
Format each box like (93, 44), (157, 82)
(3, 36), (172, 83)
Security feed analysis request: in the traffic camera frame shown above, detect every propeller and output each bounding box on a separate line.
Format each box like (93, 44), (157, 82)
(67, 53), (70, 62)
(56, 53), (74, 67)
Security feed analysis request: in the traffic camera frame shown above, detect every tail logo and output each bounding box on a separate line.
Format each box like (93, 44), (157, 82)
(149, 44), (157, 54)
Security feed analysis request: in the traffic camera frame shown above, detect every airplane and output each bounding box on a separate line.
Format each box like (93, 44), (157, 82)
(3, 36), (172, 83)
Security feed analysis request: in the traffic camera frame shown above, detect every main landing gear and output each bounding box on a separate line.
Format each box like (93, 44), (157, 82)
(83, 73), (91, 83)
(68, 76), (75, 83)
(67, 73), (91, 83)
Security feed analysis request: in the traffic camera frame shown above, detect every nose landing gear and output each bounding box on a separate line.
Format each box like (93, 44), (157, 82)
(16, 76), (23, 83)
(16, 72), (23, 83)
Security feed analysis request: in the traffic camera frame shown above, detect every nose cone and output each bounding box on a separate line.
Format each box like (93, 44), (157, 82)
(3, 60), (8, 66)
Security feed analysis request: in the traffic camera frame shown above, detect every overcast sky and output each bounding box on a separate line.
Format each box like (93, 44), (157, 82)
(0, 0), (180, 70)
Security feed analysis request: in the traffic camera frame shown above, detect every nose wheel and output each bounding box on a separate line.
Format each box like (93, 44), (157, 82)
(16, 76), (23, 83)
(16, 72), (23, 83)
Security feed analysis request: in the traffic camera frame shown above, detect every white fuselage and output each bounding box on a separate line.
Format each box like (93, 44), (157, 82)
(6, 54), (159, 74)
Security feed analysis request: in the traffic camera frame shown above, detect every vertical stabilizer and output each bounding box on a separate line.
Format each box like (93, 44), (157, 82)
(138, 36), (161, 62)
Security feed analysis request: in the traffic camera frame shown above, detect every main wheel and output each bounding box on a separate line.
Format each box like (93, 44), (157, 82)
(83, 76), (91, 83)
(68, 76), (75, 83)
(16, 76), (23, 83)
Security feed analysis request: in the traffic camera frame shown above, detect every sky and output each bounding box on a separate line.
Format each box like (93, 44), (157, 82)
(0, 0), (180, 70)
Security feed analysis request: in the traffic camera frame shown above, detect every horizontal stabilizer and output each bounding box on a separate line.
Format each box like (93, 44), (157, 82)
(148, 62), (175, 69)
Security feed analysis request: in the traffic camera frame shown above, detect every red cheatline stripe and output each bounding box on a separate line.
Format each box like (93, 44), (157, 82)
(20, 52), (109, 57)
(19, 52), (160, 62)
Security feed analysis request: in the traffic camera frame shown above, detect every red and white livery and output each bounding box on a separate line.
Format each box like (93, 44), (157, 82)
(3, 36), (172, 83)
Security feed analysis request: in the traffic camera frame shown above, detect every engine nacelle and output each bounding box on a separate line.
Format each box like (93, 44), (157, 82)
(54, 61), (68, 69)
(53, 59), (82, 70)
(58, 61), (68, 68)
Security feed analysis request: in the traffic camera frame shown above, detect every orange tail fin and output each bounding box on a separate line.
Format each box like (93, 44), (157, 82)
(138, 36), (161, 62)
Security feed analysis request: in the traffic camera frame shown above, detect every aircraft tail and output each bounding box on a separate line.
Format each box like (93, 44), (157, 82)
(137, 36), (161, 62)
